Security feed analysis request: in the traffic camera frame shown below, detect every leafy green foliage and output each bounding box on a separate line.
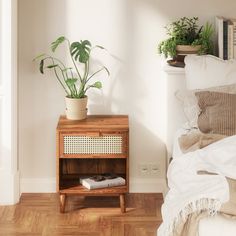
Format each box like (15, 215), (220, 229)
(65, 78), (78, 87)
(158, 38), (179, 58)
(91, 81), (102, 89)
(33, 53), (46, 61)
(193, 22), (214, 54)
(70, 40), (92, 63)
(39, 59), (44, 74)
(158, 17), (214, 58)
(47, 64), (58, 69)
(34, 36), (110, 98)
(51, 36), (66, 52)
(166, 17), (201, 44)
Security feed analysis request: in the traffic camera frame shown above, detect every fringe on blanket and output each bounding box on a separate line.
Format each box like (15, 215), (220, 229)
(158, 198), (222, 236)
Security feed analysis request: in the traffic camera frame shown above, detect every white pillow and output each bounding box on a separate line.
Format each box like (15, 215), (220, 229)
(184, 55), (236, 90)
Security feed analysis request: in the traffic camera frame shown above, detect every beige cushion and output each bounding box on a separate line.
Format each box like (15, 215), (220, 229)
(175, 84), (236, 128)
(178, 130), (226, 153)
(196, 91), (236, 136)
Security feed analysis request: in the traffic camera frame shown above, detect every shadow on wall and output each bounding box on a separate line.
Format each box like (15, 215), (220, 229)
(19, 0), (170, 183)
(129, 118), (167, 179)
(19, 0), (68, 178)
(87, 0), (168, 180)
(89, 65), (144, 117)
(89, 63), (167, 179)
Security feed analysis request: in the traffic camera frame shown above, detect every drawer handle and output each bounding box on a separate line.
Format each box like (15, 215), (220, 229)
(86, 132), (101, 137)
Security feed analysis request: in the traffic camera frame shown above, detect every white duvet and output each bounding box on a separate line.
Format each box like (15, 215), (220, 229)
(158, 135), (236, 236)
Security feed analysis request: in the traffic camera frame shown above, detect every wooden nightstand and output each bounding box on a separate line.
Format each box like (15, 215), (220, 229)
(56, 115), (129, 213)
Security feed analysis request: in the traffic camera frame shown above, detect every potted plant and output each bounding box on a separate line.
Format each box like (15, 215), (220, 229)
(158, 17), (214, 66)
(34, 36), (109, 120)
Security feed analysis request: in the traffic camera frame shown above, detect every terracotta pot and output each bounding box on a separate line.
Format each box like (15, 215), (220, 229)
(65, 96), (88, 120)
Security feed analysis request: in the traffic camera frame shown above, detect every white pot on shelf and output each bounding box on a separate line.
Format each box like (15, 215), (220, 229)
(65, 96), (88, 120)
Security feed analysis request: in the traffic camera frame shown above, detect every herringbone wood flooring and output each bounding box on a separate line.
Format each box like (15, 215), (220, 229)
(0, 193), (163, 236)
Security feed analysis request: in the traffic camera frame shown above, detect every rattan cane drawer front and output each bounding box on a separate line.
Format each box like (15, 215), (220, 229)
(64, 135), (122, 154)
(60, 132), (128, 158)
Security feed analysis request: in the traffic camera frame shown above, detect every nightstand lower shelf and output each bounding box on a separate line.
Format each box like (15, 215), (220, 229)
(60, 184), (128, 194)
(59, 185), (127, 213)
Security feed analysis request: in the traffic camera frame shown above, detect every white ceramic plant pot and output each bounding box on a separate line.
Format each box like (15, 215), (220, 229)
(65, 96), (88, 120)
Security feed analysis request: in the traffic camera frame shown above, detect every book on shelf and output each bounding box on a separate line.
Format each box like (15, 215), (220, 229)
(80, 176), (126, 190)
(232, 19), (236, 59)
(216, 16), (236, 60)
(216, 16), (224, 59)
(228, 21), (234, 60)
(223, 20), (228, 60)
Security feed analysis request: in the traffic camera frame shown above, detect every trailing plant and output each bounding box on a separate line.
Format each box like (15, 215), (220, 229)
(158, 17), (214, 58)
(34, 36), (110, 99)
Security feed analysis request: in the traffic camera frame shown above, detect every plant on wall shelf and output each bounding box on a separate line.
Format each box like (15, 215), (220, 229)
(158, 17), (214, 59)
(34, 36), (110, 120)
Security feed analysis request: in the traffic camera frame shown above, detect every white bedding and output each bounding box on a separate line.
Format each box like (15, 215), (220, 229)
(158, 134), (236, 236)
(199, 214), (236, 236)
(172, 127), (188, 159)
(163, 55), (236, 235)
(170, 128), (236, 235)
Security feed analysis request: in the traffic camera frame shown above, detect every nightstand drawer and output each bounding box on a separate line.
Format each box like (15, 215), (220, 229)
(59, 132), (128, 158)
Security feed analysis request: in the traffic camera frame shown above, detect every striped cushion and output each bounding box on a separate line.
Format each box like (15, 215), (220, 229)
(196, 91), (236, 136)
(175, 84), (236, 128)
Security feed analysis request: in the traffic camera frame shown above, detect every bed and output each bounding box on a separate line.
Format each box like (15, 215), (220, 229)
(158, 55), (236, 236)
(170, 127), (236, 236)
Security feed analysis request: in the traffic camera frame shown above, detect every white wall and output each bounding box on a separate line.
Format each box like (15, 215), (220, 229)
(18, 0), (236, 193)
(0, 0), (19, 204)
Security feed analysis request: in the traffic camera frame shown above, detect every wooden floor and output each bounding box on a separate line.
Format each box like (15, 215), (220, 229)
(0, 193), (163, 236)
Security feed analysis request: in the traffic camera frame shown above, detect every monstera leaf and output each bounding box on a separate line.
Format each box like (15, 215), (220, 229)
(39, 61), (59, 74)
(92, 81), (102, 89)
(51, 36), (66, 52)
(34, 36), (110, 99)
(70, 40), (92, 63)
(65, 78), (78, 88)
(87, 81), (102, 90)
(39, 59), (45, 74)
(47, 64), (58, 69)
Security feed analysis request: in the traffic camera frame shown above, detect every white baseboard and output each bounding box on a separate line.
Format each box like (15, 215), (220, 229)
(20, 177), (167, 195)
(20, 177), (56, 193)
(0, 169), (20, 205)
(129, 177), (167, 194)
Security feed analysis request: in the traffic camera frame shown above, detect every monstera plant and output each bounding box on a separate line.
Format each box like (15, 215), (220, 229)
(34, 36), (110, 120)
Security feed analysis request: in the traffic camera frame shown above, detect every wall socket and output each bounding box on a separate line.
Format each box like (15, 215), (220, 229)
(150, 164), (159, 175)
(138, 163), (160, 176)
(139, 164), (149, 175)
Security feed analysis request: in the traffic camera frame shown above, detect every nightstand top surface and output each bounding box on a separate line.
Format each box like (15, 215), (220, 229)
(57, 115), (129, 130)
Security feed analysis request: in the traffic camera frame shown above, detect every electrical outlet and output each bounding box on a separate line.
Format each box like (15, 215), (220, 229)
(139, 164), (149, 175)
(149, 164), (160, 175)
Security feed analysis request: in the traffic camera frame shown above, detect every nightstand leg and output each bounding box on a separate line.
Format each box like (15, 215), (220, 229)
(60, 194), (66, 213)
(120, 194), (126, 213)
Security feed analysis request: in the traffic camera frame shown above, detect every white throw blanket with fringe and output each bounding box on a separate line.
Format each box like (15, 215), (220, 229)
(158, 135), (236, 236)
